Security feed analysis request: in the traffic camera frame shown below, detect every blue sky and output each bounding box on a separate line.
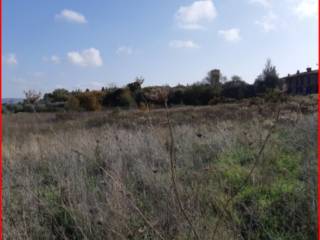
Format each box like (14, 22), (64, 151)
(3, 0), (318, 98)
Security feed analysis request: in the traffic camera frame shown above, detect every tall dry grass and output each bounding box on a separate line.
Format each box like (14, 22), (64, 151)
(3, 97), (318, 239)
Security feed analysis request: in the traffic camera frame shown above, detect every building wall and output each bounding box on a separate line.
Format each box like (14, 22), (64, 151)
(284, 71), (318, 95)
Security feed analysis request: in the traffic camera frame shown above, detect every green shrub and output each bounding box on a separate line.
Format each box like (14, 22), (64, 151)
(222, 79), (253, 100)
(264, 89), (288, 103)
(183, 84), (218, 105)
(39, 187), (83, 240)
(168, 88), (185, 105)
(118, 89), (136, 107)
(44, 88), (70, 103)
(35, 103), (49, 112)
(103, 88), (136, 108)
(22, 103), (35, 112)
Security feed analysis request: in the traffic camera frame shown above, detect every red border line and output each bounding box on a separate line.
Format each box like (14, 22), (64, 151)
(318, 0), (320, 239)
(0, 0), (3, 237)
(0, 0), (3, 238)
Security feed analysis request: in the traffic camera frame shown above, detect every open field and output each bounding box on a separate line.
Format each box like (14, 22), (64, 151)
(3, 95), (318, 240)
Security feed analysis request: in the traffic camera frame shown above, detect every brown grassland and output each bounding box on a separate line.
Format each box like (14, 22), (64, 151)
(3, 95), (318, 240)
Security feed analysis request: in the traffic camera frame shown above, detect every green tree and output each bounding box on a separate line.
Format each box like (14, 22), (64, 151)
(203, 69), (224, 99)
(44, 89), (70, 103)
(127, 77), (144, 93)
(231, 75), (242, 82)
(183, 84), (216, 105)
(205, 69), (221, 86)
(52, 89), (70, 102)
(222, 76), (249, 100)
(254, 59), (280, 94)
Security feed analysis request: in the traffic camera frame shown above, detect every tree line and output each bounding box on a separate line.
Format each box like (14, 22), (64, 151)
(4, 59), (283, 113)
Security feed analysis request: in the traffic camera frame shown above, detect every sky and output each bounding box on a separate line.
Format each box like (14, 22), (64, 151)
(3, 0), (318, 98)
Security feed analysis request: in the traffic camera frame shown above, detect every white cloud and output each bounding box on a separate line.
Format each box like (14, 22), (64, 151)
(169, 40), (200, 48)
(175, 0), (217, 30)
(249, 0), (272, 8)
(67, 48), (103, 67)
(294, 0), (318, 19)
(4, 53), (18, 65)
(43, 55), (61, 64)
(218, 28), (241, 42)
(55, 9), (87, 24)
(116, 46), (133, 55)
(50, 55), (60, 64)
(255, 11), (278, 32)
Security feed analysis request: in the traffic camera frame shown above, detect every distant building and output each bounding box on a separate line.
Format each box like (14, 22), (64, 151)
(282, 68), (318, 95)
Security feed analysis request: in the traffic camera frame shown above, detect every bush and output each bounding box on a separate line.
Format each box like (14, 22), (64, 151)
(3, 104), (13, 113)
(183, 84), (218, 105)
(77, 92), (101, 111)
(35, 104), (49, 112)
(117, 89), (136, 107)
(222, 79), (251, 100)
(103, 88), (136, 108)
(47, 89), (70, 103)
(12, 103), (24, 113)
(22, 104), (36, 113)
(168, 88), (185, 105)
(264, 89), (288, 103)
(66, 96), (80, 111)
(90, 91), (105, 105)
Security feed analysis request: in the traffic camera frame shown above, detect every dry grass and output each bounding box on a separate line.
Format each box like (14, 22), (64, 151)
(3, 95), (318, 240)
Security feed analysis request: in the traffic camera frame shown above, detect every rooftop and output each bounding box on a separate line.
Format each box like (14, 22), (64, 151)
(282, 68), (318, 79)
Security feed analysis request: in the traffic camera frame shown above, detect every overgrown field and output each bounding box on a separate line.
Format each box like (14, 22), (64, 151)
(3, 95), (318, 240)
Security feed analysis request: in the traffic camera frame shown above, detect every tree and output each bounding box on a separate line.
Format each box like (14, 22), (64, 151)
(52, 89), (70, 102)
(205, 69), (221, 86)
(127, 77), (144, 93)
(231, 75), (242, 82)
(168, 87), (185, 105)
(43, 89), (70, 103)
(222, 76), (249, 100)
(254, 59), (280, 94)
(24, 90), (41, 104)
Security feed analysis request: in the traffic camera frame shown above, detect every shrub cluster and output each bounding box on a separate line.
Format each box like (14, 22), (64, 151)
(4, 59), (286, 113)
